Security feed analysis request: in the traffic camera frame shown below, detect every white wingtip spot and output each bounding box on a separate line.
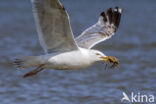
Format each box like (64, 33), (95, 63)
(114, 9), (118, 12)
(114, 8), (122, 13)
(118, 8), (122, 13)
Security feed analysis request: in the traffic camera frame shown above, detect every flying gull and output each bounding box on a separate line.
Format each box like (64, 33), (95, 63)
(14, 0), (122, 78)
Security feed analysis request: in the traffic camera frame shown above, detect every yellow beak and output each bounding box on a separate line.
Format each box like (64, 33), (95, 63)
(100, 56), (109, 62)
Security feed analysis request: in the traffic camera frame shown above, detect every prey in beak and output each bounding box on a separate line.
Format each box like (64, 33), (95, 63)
(100, 56), (119, 69)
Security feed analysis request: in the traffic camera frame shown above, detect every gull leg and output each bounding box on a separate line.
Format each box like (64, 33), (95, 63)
(105, 63), (108, 70)
(23, 65), (44, 78)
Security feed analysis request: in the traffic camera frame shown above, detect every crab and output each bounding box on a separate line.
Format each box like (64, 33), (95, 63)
(105, 56), (119, 69)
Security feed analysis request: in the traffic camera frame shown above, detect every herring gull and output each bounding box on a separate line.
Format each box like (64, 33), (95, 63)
(14, 0), (122, 78)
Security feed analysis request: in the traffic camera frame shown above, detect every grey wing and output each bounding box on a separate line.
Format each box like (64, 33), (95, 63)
(76, 7), (122, 49)
(31, 0), (78, 53)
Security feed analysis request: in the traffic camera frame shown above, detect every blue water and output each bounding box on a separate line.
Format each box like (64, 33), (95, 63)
(0, 0), (156, 104)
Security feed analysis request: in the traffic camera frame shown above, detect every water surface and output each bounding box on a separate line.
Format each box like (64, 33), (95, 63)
(0, 0), (156, 104)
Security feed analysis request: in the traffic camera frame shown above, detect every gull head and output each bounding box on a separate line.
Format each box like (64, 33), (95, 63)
(90, 50), (119, 69)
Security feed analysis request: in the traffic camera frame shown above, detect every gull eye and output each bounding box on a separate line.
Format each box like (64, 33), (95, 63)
(96, 53), (100, 55)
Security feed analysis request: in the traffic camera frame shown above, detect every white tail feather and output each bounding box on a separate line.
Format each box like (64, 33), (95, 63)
(14, 56), (43, 69)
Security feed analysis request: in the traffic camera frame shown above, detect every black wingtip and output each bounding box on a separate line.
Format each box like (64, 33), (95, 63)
(113, 6), (122, 28)
(107, 8), (113, 24)
(100, 12), (107, 22)
(100, 7), (122, 30)
(115, 6), (119, 9)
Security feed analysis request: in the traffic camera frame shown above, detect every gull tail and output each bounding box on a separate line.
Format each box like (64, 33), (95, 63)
(14, 56), (43, 69)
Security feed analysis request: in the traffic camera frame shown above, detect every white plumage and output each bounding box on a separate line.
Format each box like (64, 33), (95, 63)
(14, 0), (122, 77)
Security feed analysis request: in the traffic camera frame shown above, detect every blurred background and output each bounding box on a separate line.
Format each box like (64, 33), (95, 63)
(0, 0), (156, 104)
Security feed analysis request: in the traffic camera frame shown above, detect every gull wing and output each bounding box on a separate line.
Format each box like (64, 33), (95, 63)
(31, 0), (78, 53)
(76, 7), (122, 49)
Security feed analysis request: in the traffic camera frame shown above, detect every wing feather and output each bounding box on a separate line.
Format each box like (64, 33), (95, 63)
(31, 0), (78, 53)
(76, 7), (122, 49)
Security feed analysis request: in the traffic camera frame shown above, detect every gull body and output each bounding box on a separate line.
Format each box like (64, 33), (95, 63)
(21, 48), (105, 70)
(45, 48), (102, 70)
